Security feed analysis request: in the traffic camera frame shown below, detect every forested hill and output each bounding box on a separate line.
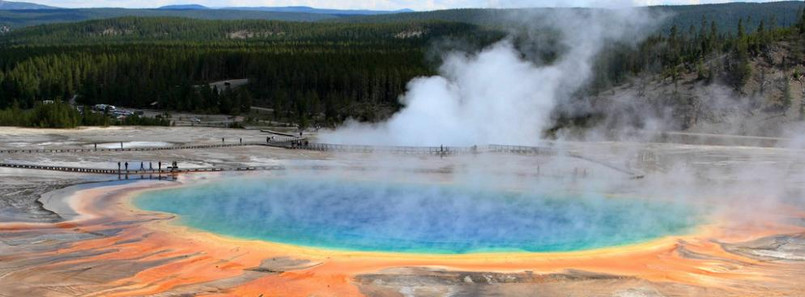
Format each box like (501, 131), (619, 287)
(0, 17), (505, 128)
(0, 4), (803, 129)
(0, 8), (337, 29)
(211, 6), (414, 16)
(0, 1), (803, 32)
(0, 17), (498, 45)
(338, 1), (805, 34)
(4, 1), (804, 45)
(0, 1), (56, 10)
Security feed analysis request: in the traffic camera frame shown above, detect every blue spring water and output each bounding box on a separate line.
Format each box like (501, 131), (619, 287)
(134, 177), (701, 254)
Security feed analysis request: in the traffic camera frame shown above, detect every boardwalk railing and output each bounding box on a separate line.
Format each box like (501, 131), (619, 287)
(487, 144), (558, 155)
(287, 143), (559, 156)
(291, 142), (641, 178)
(0, 142), (279, 154)
(301, 143), (479, 154)
(0, 162), (286, 175)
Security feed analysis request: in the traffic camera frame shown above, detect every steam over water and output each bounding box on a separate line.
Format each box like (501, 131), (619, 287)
(135, 177), (701, 254)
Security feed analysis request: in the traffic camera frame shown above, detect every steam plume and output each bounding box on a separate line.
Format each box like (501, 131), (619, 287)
(321, 8), (662, 146)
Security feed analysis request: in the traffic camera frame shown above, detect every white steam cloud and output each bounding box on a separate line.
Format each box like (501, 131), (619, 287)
(320, 8), (662, 146)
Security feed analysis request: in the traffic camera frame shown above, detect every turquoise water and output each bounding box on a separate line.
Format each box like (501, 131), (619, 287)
(134, 177), (701, 254)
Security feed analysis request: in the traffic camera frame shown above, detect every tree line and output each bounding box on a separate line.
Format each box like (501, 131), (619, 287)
(0, 8), (803, 128)
(590, 8), (805, 93)
(0, 43), (435, 127)
(0, 101), (169, 128)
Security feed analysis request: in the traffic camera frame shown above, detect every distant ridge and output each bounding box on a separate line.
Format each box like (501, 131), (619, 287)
(0, 0), (58, 10)
(0, 1), (802, 34)
(156, 4), (414, 16)
(158, 4), (210, 10)
(0, 8), (338, 28)
(220, 6), (414, 16)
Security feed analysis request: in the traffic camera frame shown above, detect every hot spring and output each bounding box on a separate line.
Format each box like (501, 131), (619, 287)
(134, 176), (702, 254)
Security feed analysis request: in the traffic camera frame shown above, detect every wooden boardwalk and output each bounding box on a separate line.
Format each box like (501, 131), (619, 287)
(0, 141), (556, 156)
(0, 143), (278, 154)
(0, 162), (287, 175)
(0, 141), (643, 179)
(295, 143), (557, 156)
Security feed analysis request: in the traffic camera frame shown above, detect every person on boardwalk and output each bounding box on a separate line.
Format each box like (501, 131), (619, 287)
(118, 162), (121, 173)
(239, 138), (243, 145)
(140, 162), (144, 171)
(222, 137), (225, 144)
(158, 161), (162, 173)
(124, 162), (128, 172)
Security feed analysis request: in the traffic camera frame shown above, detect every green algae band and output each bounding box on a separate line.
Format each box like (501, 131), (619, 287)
(134, 178), (700, 254)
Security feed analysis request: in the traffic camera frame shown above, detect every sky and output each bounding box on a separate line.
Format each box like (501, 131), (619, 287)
(18, 0), (789, 10)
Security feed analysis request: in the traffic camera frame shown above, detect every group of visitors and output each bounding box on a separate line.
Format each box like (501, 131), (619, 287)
(117, 161), (179, 173)
(290, 140), (309, 148)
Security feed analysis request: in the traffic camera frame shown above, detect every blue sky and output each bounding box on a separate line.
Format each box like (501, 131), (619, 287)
(26, 0), (789, 10)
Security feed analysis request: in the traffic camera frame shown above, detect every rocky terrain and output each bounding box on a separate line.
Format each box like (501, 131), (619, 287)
(580, 35), (805, 139)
